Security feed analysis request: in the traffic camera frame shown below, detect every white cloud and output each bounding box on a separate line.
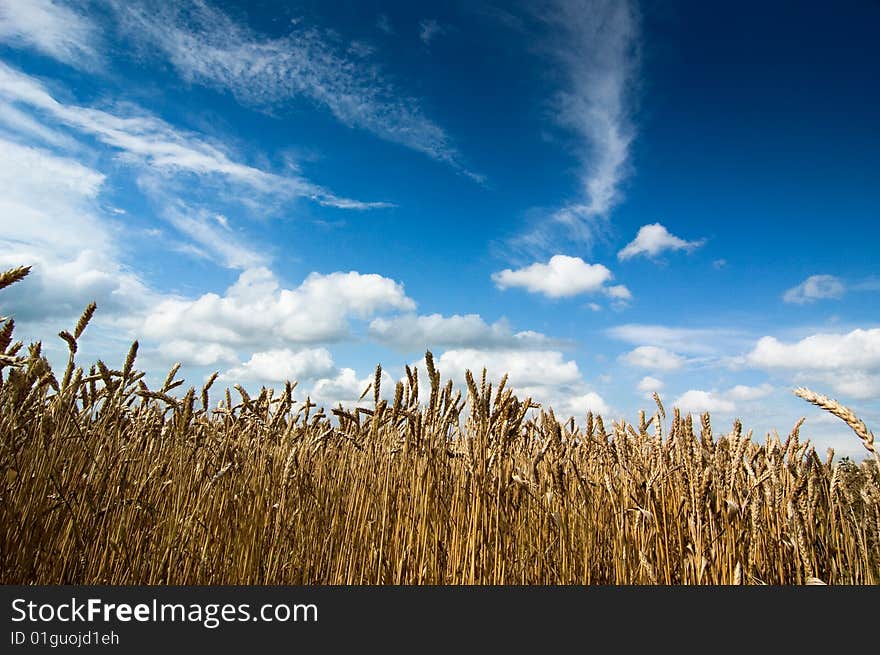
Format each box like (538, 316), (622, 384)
(221, 359), (398, 410)
(852, 277), (880, 292)
(109, 0), (472, 174)
(430, 349), (581, 388)
(0, 99), (79, 149)
(151, 197), (269, 270)
(348, 40), (375, 58)
(511, 0), (638, 252)
(605, 284), (631, 299)
(157, 340), (238, 367)
(745, 328), (880, 400)
(618, 223), (705, 261)
(557, 391), (609, 417)
(606, 323), (745, 356)
(0, 137), (105, 252)
(0, 137), (153, 324)
(142, 267), (415, 348)
(548, 0), (639, 220)
(310, 368), (368, 407)
(0, 61), (384, 210)
(728, 383), (773, 402)
(309, 367), (397, 409)
(782, 274), (845, 304)
(419, 19), (444, 45)
(637, 376), (664, 393)
(799, 371), (880, 401)
(674, 383), (773, 415)
(492, 255), (629, 299)
(222, 348), (336, 383)
(376, 14), (393, 35)
(674, 390), (735, 414)
(620, 346), (684, 371)
(368, 313), (553, 352)
(747, 329), (880, 372)
(0, 0), (101, 69)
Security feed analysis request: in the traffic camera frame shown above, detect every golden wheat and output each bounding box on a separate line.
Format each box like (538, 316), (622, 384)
(0, 265), (878, 584)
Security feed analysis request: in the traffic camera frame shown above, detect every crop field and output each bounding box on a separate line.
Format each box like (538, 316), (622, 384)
(1, 266), (878, 585)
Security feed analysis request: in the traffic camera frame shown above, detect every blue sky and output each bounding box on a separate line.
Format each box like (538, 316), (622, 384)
(1, 0), (878, 457)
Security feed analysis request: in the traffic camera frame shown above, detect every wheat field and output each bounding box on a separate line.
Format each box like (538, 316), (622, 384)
(1, 265), (878, 584)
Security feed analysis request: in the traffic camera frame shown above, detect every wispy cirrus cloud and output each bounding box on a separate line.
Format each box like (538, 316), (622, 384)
(511, 0), (639, 254)
(154, 201), (269, 271)
(0, 62), (386, 210)
(419, 19), (445, 46)
(376, 14), (394, 35)
(0, 98), (80, 149)
(0, 0), (102, 70)
(606, 323), (748, 356)
(108, 0), (476, 177)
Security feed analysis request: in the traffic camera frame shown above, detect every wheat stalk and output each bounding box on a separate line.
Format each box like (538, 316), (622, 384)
(794, 387), (879, 475)
(0, 265), (30, 291)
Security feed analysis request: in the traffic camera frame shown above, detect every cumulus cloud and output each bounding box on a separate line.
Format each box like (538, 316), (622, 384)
(674, 390), (735, 414)
(108, 0), (473, 175)
(368, 313), (553, 352)
(617, 223), (705, 261)
(744, 328), (880, 399)
(0, 137), (153, 325)
(727, 383), (774, 401)
(222, 348), (336, 383)
(157, 340), (238, 367)
(605, 284), (632, 300)
(492, 255), (629, 300)
(782, 274), (845, 304)
(309, 367), (399, 409)
(673, 383), (773, 415)
(556, 391), (610, 417)
(637, 376), (664, 393)
(746, 329), (880, 372)
(430, 348), (579, 386)
(217, 355), (398, 410)
(620, 346), (684, 371)
(142, 267), (415, 349)
(800, 371), (880, 401)
(0, 0), (101, 69)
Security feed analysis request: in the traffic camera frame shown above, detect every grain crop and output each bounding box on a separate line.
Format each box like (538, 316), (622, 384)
(1, 266), (877, 584)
